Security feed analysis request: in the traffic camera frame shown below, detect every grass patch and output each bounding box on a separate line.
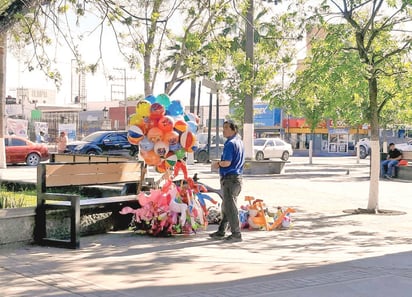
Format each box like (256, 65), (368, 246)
(0, 186), (37, 209)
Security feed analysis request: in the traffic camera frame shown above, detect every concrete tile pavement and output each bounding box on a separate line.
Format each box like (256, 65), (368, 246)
(0, 156), (411, 297)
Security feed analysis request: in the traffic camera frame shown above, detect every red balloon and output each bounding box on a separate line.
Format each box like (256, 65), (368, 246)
(180, 131), (196, 151)
(149, 103), (165, 120)
(158, 115), (174, 132)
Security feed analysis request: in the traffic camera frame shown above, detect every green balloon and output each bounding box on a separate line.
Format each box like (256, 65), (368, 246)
(155, 93), (171, 108)
(175, 148), (186, 160)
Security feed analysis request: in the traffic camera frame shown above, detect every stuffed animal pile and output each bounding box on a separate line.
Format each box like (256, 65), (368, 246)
(120, 160), (218, 236)
(239, 196), (295, 231)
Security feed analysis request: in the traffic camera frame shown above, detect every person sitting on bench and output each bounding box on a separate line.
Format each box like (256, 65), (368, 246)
(381, 143), (402, 178)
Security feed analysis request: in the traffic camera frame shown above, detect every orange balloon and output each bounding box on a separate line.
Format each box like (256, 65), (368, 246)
(141, 150), (161, 166)
(147, 127), (164, 143)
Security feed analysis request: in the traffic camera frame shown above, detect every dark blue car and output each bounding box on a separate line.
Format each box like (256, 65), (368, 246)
(65, 131), (139, 157)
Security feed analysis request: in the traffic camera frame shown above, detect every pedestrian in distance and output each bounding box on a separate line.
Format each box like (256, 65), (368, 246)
(381, 143), (403, 178)
(36, 131), (47, 143)
(210, 120), (245, 242)
(57, 131), (68, 153)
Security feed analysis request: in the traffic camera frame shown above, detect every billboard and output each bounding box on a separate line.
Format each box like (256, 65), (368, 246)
(253, 104), (281, 127)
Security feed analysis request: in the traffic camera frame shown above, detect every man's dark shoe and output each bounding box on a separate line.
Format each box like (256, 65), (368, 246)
(224, 234), (242, 242)
(209, 231), (225, 239)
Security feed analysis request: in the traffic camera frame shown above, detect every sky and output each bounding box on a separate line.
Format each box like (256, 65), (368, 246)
(5, 1), (304, 109)
(4, 6), (207, 108)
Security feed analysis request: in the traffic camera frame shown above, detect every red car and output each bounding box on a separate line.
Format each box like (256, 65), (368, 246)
(5, 135), (50, 166)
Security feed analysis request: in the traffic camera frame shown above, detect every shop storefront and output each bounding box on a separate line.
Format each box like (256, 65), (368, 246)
(282, 118), (368, 154)
(328, 128), (349, 153)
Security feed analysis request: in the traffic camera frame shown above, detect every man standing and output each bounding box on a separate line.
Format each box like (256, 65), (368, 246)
(381, 143), (402, 178)
(210, 120), (245, 242)
(57, 131), (68, 153)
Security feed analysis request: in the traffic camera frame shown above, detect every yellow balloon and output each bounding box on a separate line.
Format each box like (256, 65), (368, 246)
(135, 100), (151, 118)
(129, 113), (141, 126)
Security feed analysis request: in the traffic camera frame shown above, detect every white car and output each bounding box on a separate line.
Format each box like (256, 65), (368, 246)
(253, 138), (293, 161)
(395, 140), (412, 152)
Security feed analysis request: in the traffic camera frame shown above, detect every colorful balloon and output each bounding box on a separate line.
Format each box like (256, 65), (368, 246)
(165, 153), (178, 167)
(154, 141), (169, 157)
(136, 116), (156, 134)
(141, 150), (161, 166)
(158, 115), (174, 133)
(149, 103), (165, 120)
(187, 121), (198, 133)
(129, 113), (140, 126)
(180, 131), (196, 151)
(145, 94), (156, 104)
(147, 127), (164, 143)
(164, 131), (181, 151)
(167, 100), (184, 116)
(155, 161), (168, 173)
(139, 136), (154, 152)
(174, 119), (188, 134)
(175, 148), (186, 160)
(135, 100), (151, 118)
(127, 126), (144, 145)
(155, 93), (171, 108)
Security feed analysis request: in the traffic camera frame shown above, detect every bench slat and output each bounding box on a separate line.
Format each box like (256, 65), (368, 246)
(44, 162), (142, 187)
(401, 151), (412, 161)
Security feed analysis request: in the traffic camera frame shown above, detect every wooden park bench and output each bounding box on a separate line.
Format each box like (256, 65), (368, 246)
(34, 161), (148, 249)
(396, 151), (412, 180)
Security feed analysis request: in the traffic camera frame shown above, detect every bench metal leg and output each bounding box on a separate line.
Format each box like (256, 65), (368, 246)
(34, 196), (81, 249)
(71, 196), (81, 249)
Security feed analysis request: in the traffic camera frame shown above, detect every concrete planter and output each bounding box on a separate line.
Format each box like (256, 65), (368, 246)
(211, 160), (289, 175)
(243, 160), (289, 175)
(0, 207), (131, 246)
(0, 207), (36, 245)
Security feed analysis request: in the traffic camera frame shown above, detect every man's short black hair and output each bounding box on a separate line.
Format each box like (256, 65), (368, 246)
(389, 143), (395, 146)
(224, 120), (238, 132)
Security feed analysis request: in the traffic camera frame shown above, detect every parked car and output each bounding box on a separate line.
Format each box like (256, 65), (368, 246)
(194, 134), (226, 163)
(358, 138), (371, 159)
(194, 143), (224, 163)
(65, 131), (139, 157)
(5, 135), (50, 166)
(196, 133), (226, 146)
(253, 138), (293, 161)
(395, 140), (412, 152)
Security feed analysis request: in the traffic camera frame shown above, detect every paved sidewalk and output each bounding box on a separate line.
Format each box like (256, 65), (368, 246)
(0, 156), (411, 297)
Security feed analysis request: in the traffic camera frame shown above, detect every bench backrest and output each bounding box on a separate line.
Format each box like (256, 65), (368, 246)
(402, 151), (412, 161)
(50, 153), (132, 163)
(37, 161), (144, 188)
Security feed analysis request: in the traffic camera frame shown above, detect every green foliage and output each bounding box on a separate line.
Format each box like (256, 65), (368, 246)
(0, 186), (36, 209)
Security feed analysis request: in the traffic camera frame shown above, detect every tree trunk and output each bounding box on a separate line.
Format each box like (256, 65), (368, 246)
(0, 33), (6, 168)
(367, 76), (380, 211)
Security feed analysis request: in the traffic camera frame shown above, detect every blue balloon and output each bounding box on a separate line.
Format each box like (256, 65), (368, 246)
(169, 142), (182, 152)
(145, 94), (156, 104)
(167, 100), (184, 116)
(187, 121), (198, 133)
(139, 136), (154, 152)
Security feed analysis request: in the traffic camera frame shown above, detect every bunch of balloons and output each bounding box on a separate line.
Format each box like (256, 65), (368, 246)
(127, 94), (200, 172)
